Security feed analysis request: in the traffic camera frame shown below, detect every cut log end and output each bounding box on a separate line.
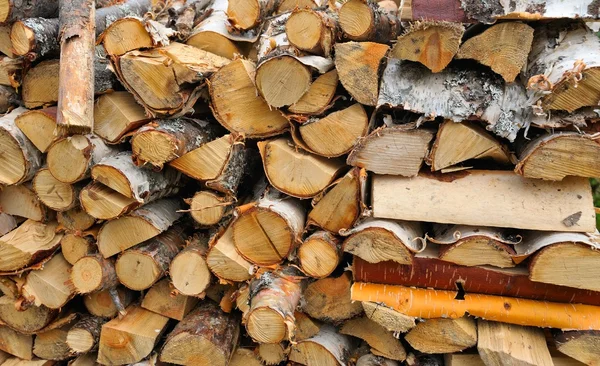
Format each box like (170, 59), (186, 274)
(47, 135), (93, 184)
(0, 126), (27, 185)
(339, 0), (375, 40)
(247, 307), (287, 344)
(170, 245), (211, 296)
(115, 252), (160, 291)
(298, 232), (340, 278)
(66, 328), (95, 354)
(286, 9), (326, 54)
(61, 233), (95, 265)
(33, 168), (78, 211)
(9, 21), (34, 56)
(71, 255), (117, 294)
(256, 56), (312, 108)
(80, 182), (139, 220)
(227, 0), (261, 30)
(101, 18), (152, 57)
(189, 191), (227, 226)
(131, 130), (178, 168)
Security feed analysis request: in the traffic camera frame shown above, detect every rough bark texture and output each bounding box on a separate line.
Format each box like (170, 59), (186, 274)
(11, 18), (60, 59)
(66, 315), (107, 353)
(0, 0), (59, 24)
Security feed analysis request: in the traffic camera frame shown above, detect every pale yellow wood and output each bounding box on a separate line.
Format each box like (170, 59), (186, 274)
(93, 91), (148, 143)
(141, 278), (199, 321)
(340, 317), (406, 361)
(22, 253), (75, 309)
(405, 317), (477, 354)
(0, 220), (62, 272)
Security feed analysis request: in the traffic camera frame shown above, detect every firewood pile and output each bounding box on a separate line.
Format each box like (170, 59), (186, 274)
(0, 0), (600, 364)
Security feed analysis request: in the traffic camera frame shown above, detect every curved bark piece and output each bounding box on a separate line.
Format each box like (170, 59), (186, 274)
(298, 231), (341, 278)
(288, 69), (338, 116)
(339, 0), (400, 42)
(341, 317), (406, 360)
(0, 183), (49, 222)
(289, 324), (354, 366)
(71, 254), (119, 294)
(286, 8), (336, 57)
(93, 91), (149, 144)
(141, 278), (199, 320)
(404, 317), (477, 354)
(0, 220), (62, 272)
(206, 223), (253, 282)
(0, 0), (58, 24)
(22, 253), (76, 309)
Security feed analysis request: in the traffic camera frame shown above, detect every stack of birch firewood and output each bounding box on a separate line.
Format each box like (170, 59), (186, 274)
(0, 0), (599, 364)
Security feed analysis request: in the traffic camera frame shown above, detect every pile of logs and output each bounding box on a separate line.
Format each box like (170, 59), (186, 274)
(0, 0), (599, 365)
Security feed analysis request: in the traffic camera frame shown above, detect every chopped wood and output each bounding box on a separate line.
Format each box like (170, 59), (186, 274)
(10, 18), (60, 60)
(97, 305), (169, 365)
(79, 182), (140, 220)
(404, 317), (477, 354)
(357, 354), (400, 366)
(71, 254), (118, 294)
(22, 253), (75, 309)
(141, 278), (199, 320)
(22, 60), (59, 109)
(187, 190), (231, 226)
(206, 223), (253, 283)
(99, 18), (152, 57)
(32, 168), (81, 212)
(286, 8), (336, 57)
(555, 330), (600, 366)
(160, 302), (239, 366)
(82, 287), (135, 319)
(340, 317), (406, 361)
(443, 354), (485, 366)
(0, 0), (58, 24)
(97, 197), (183, 257)
(258, 343), (288, 365)
(347, 125), (435, 176)
(14, 108), (58, 153)
(361, 301), (416, 333)
(294, 311), (320, 340)
(0, 25), (13, 57)
(0, 56), (21, 87)
(2, 358), (55, 366)
(0, 84), (18, 113)
(0, 276), (20, 299)
(66, 315), (106, 354)
(0, 325), (32, 360)
(230, 348), (263, 366)
(456, 22), (534, 82)
(391, 21), (463, 73)
(169, 234), (212, 296)
(93, 91), (149, 144)
(298, 231), (341, 278)
(227, 0), (279, 30)
(372, 171), (596, 232)
(477, 320), (552, 366)
(0, 183), (49, 222)
(288, 69), (338, 115)
(278, 0), (325, 13)
(289, 324), (354, 366)
(303, 272), (363, 323)
(436, 234), (516, 268)
(61, 231), (96, 265)
(0, 213), (16, 236)
(0, 220), (62, 272)
(338, 0), (400, 42)
(32, 323), (72, 361)
(57, 206), (96, 232)
(0, 296), (58, 334)
(334, 41), (389, 106)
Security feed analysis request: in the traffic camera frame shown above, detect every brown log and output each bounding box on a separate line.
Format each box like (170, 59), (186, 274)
(288, 69), (338, 116)
(341, 317), (406, 361)
(93, 91), (149, 144)
(286, 8), (336, 57)
(339, 0), (400, 42)
(404, 317), (477, 354)
(0, 108), (43, 185)
(298, 231), (341, 278)
(66, 315), (107, 354)
(141, 278), (199, 321)
(71, 254), (118, 294)
(60, 230), (96, 265)
(22, 253), (76, 309)
(57, 205), (96, 232)
(227, 0), (280, 30)
(0, 183), (49, 222)
(32, 168), (83, 212)
(170, 234), (212, 296)
(82, 286), (135, 319)
(14, 107), (58, 153)
(0, 325), (33, 360)
(160, 302), (239, 366)
(302, 272), (363, 323)
(0, 220), (62, 272)
(206, 223), (253, 283)
(289, 324), (355, 366)
(0, 0), (58, 24)
(0, 296), (58, 334)
(554, 330), (600, 365)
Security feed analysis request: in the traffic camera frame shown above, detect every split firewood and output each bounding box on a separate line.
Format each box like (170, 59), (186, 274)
(160, 301), (239, 366)
(82, 287), (135, 319)
(208, 59), (289, 138)
(334, 42), (389, 106)
(14, 108), (58, 153)
(342, 218), (423, 264)
(294, 311), (320, 340)
(115, 227), (185, 291)
(96, 197), (183, 257)
(66, 315), (107, 355)
(391, 21), (463, 73)
(277, 0), (327, 13)
(21, 60), (59, 109)
(246, 268), (303, 343)
(22, 253), (75, 309)
(404, 317), (477, 354)
(68, 352), (99, 366)
(286, 8), (337, 57)
(169, 234), (212, 296)
(57, 206), (96, 232)
(371, 171), (596, 232)
(429, 120), (513, 171)
(113, 42), (229, 117)
(46, 134), (120, 184)
(0, 107), (43, 185)
(0, 56), (22, 87)
(0, 276), (21, 299)
(131, 118), (221, 169)
(99, 19), (152, 58)
(32, 169), (83, 212)
(206, 223), (254, 283)
(230, 348), (263, 366)
(351, 283), (600, 330)
(226, 0), (279, 30)
(289, 324), (355, 366)
(298, 231), (341, 278)
(71, 254), (118, 294)
(0, 325), (33, 360)
(379, 59), (529, 141)
(554, 330), (600, 365)
(258, 138), (345, 199)
(456, 22), (534, 82)
(341, 317), (406, 361)
(257, 343), (289, 365)
(525, 21), (600, 113)
(186, 190), (232, 226)
(0, 183), (49, 222)
(347, 124), (435, 176)
(338, 0), (399, 42)
(79, 182), (139, 220)
(292, 103), (369, 157)
(477, 320), (553, 366)
(515, 132), (600, 180)
(443, 354), (484, 366)
(357, 354), (400, 366)
(93, 91), (149, 144)
(288, 69), (338, 115)
(0, 220), (62, 272)
(3, 358), (56, 366)
(33, 322), (74, 361)
(97, 305), (169, 365)
(0, 296), (58, 334)
(303, 272), (363, 323)
(141, 278), (199, 320)
(60, 230), (96, 265)
(0, 84), (18, 113)
(0, 25), (13, 57)
(233, 189), (305, 266)
(0, 0), (58, 24)
(0, 213), (16, 237)
(362, 302), (416, 333)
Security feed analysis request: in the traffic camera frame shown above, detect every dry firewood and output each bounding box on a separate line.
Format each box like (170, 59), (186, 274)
(0, 213), (16, 236)
(288, 69), (338, 116)
(362, 302), (416, 333)
(22, 253), (75, 309)
(170, 234), (212, 296)
(46, 134), (120, 184)
(391, 21), (463, 73)
(404, 317), (477, 354)
(0, 296), (58, 334)
(61, 230), (96, 265)
(342, 218), (424, 264)
(91, 151), (182, 202)
(93, 91), (149, 144)
(351, 283), (600, 330)
(478, 320), (552, 366)
(372, 171), (596, 232)
(443, 354), (484, 366)
(97, 305), (169, 365)
(71, 254), (118, 294)
(0, 276), (20, 299)
(206, 223), (253, 283)
(79, 182), (139, 220)
(113, 42), (229, 117)
(286, 8), (336, 57)
(257, 343), (289, 365)
(0, 183), (49, 222)
(141, 278), (199, 320)
(456, 22), (534, 82)
(334, 41), (389, 106)
(353, 255), (600, 305)
(209, 59), (288, 138)
(83, 286), (135, 319)
(0, 56), (21, 87)
(432, 225), (517, 268)
(32, 168), (83, 212)
(289, 324), (355, 366)
(186, 190), (232, 226)
(2, 358), (56, 366)
(530, 107), (600, 130)
(0, 25), (14, 57)
(278, 0), (326, 13)
(57, 205), (96, 232)
(226, 0), (280, 30)
(160, 301), (239, 366)
(292, 103), (369, 157)
(230, 348), (263, 366)
(341, 317), (406, 361)
(99, 18), (153, 57)
(258, 138), (345, 199)
(429, 120), (513, 172)
(10, 18), (60, 60)
(0, 108), (43, 185)
(131, 118), (221, 169)
(338, 0), (399, 42)
(379, 60), (530, 141)
(515, 132), (600, 180)
(0, 325), (33, 360)
(0, 0), (58, 24)
(554, 330), (600, 365)
(298, 231), (341, 278)
(115, 227), (185, 291)
(66, 315), (107, 355)
(246, 268), (303, 344)
(33, 322), (74, 361)
(303, 272), (362, 323)
(14, 107), (58, 153)
(97, 197), (183, 257)
(68, 352), (99, 366)
(21, 60), (59, 109)
(347, 124), (435, 176)
(0, 84), (18, 113)
(357, 354), (400, 366)
(294, 311), (320, 340)
(0, 220), (62, 272)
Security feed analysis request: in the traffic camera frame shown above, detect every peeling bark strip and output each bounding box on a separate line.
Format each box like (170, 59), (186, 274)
(57, 0), (96, 135)
(0, 0), (59, 24)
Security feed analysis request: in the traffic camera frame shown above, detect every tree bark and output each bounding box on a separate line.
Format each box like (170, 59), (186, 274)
(66, 315), (107, 354)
